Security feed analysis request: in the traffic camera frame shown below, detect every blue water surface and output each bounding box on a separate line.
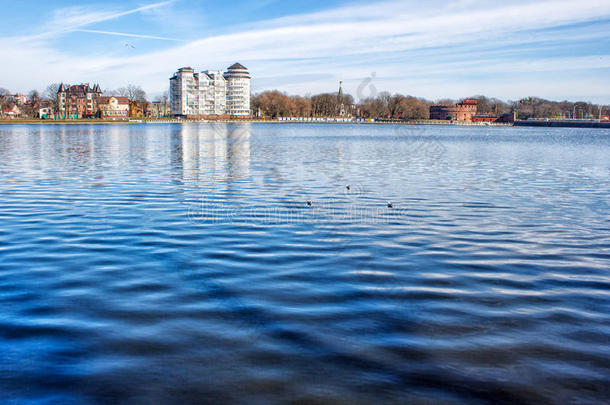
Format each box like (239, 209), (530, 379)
(0, 123), (609, 404)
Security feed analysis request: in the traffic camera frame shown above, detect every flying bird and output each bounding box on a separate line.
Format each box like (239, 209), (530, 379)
(124, 42), (135, 49)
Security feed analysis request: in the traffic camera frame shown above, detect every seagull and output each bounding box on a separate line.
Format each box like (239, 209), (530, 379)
(387, 201), (393, 208)
(307, 201), (313, 207)
(124, 42), (135, 49)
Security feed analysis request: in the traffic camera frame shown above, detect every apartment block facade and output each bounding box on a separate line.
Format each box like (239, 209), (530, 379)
(57, 83), (103, 119)
(224, 63), (251, 116)
(169, 63), (251, 117)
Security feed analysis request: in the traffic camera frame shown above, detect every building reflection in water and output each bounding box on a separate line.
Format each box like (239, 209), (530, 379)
(170, 123), (251, 186)
(0, 123), (251, 194)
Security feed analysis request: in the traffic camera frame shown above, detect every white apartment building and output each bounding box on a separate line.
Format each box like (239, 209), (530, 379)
(170, 63), (251, 117)
(224, 63), (251, 116)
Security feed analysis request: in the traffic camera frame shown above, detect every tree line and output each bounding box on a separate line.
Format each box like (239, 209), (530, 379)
(251, 90), (357, 118)
(2, 83), (609, 120)
(252, 90), (610, 120)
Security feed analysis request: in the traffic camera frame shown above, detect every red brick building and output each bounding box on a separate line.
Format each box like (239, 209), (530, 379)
(472, 112), (516, 123)
(471, 113), (498, 123)
(57, 83), (102, 119)
(430, 99), (478, 122)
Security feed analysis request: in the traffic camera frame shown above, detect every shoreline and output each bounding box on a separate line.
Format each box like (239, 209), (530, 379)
(0, 118), (513, 127)
(1, 119), (608, 128)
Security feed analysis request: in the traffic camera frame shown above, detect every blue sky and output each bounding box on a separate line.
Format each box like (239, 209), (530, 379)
(1, 0), (609, 103)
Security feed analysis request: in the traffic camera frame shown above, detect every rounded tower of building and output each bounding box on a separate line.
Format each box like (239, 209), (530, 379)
(224, 63), (251, 116)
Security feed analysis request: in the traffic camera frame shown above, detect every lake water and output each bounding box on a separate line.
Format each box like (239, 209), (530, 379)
(0, 123), (609, 404)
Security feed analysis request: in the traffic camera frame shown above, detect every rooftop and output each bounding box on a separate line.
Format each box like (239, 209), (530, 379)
(227, 62), (248, 71)
(99, 96), (129, 104)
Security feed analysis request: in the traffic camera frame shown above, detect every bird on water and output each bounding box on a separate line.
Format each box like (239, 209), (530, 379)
(387, 201), (393, 208)
(307, 201), (312, 206)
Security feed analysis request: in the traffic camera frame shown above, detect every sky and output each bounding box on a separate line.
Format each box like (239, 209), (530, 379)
(1, 0), (609, 103)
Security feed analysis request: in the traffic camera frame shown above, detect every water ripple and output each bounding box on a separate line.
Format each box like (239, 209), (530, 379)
(0, 123), (609, 404)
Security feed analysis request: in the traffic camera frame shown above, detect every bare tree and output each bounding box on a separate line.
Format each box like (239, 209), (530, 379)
(311, 93), (339, 117)
(160, 91), (169, 117)
(104, 89), (119, 96)
(398, 97), (430, 120)
(388, 94), (405, 118)
(358, 97), (389, 118)
(43, 83), (61, 113)
(117, 84), (147, 103)
(22, 90), (42, 118)
(292, 95), (312, 117)
(44, 83), (60, 100)
(251, 90), (297, 118)
(0, 88), (11, 112)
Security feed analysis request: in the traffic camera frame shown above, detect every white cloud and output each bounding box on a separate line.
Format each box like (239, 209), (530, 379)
(1, 0), (609, 103)
(16, 1), (175, 43)
(75, 29), (183, 41)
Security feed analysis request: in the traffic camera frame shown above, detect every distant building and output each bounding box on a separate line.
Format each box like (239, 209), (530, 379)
(13, 94), (27, 106)
(495, 112), (517, 123)
(337, 81), (347, 117)
(129, 100), (144, 118)
(471, 112), (499, 123)
(430, 99), (478, 122)
(169, 63), (251, 118)
(38, 101), (54, 119)
(2, 105), (20, 119)
(472, 112), (516, 124)
(147, 101), (171, 118)
(57, 83), (102, 119)
(98, 96), (129, 119)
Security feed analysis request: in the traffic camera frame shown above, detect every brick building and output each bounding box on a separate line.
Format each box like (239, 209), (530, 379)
(57, 83), (102, 119)
(472, 112), (517, 123)
(430, 99), (478, 122)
